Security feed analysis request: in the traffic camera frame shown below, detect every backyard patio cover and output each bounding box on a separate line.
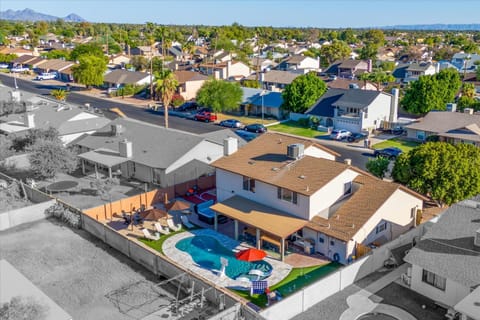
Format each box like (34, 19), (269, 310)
(210, 195), (308, 239)
(78, 148), (129, 168)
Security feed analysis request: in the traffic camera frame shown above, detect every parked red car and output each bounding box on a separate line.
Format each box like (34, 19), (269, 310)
(194, 111), (217, 122)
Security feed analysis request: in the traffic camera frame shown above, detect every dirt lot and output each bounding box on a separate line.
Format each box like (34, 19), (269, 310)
(0, 219), (177, 320)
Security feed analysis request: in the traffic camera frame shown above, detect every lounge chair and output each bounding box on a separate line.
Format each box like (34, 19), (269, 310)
(142, 228), (160, 241)
(180, 215), (195, 229)
(167, 218), (181, 232)
(154, 223), (170, 235)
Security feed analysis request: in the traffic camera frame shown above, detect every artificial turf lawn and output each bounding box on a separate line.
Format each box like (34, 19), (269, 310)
(269, 121), (328, 138)
(372, 138), (420, 153)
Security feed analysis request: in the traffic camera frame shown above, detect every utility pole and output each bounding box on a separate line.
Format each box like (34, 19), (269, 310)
(150, 44), (154, 102)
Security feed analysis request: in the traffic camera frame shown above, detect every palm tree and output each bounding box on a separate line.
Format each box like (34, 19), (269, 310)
(50, 89), (68, 101)
(155, 72), (178, 128)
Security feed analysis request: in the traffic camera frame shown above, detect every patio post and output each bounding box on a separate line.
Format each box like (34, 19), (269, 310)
(281, 237), (285, 261)
(256, 229), (261, 249)
(214, 212), (218, 231)
(108, 167), (112, 178)
(94, 163), (98, 179)
(81, 159), (85, 175)
(234, 220), (238, 240)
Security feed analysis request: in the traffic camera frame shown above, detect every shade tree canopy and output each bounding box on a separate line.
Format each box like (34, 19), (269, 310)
(196, 79), (243, 113)
(281, 72), (327, 113)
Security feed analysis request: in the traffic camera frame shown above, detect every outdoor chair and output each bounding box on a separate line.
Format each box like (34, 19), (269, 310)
(154, 223), (170, 235)
(180, 215), (195, 229)
(167, 218), (181, 232)
(121, 211), (131, 225)
(142, 228), (160, 241)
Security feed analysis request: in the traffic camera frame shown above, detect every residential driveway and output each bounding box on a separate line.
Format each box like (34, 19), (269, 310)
(0, 219), (175, 320)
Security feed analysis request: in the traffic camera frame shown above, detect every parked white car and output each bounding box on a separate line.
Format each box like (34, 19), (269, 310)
(36, 72), (57, 80)
(10, 66), (29, 73)
(330, 129), (352, 140)
(0, 63), (9, 69)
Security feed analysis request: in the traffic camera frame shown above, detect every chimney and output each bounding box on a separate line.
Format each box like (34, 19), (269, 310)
(344, 158), (352, 166)
(464, 108), (474, 115)
(119, 139), (133, 158)
(260, 72), (265, 83)
(25, 113), (35, 128)
(223, 137), (238, 156)
(389, 88), (399, 123)
(111, 124), (123, 136)
(446, 103), (457, 112)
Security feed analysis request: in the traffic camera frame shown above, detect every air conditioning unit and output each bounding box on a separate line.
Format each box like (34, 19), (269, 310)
(287, 143), (304, 159)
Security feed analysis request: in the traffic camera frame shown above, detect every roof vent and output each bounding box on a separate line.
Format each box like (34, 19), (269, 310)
(299, 175), (306, 179)
(111, 124), (123, 136)
(272, 167), (280, 171)
(287, 143), (304, 160)
(248, 161), (255, 165)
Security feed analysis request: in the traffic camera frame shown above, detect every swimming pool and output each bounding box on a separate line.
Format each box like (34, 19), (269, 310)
(176, 235), (273, 280)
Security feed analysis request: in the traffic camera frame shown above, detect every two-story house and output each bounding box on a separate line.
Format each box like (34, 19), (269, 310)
(245, 70), (301, 91)
(173, 70), (209, 101)
(305, 88), (399, 133)
(404, 62), (438, 83)
(210, 132), (425, 263)
(276, 55), (320, 73)
(403, 197), (480, 320)
(451, 53), (480, 72)
(325, 60), (372, 79)
(198, 60), (251, 81)
(405, 109), (480, 146)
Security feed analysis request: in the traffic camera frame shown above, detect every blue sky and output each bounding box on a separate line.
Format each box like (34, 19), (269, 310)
(2, 0), (480, 27)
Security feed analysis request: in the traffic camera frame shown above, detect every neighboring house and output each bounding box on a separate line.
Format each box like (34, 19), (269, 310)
(0, 47), (34, 57)
(11, 54), (38, 67)
(35, 59), (76, 80)
(173, 70), (209, 101)
(305, 88), (400, 133)
(240, 87), (284, 119)
(130, 45), (157, 56)
(404, 62), (438, 83)
(198, 61), (251, 80)
(276, 55), (320, 73)
(0, 87), (110, 144)
(325, 60), (372, 79)
(451, 53), (480, 72)
(73, 117), (237, 187)
(403, 197), (480, 319)
(405, 110), (480, 146)
(250, 57), (277, 72)
(108, 54), (131, 69)
(210, 132), (425, 263)
(391, 63), (410, 83)
(327, 78), (377, 91)
(103, 69), (151, 88)
(244, 70), (301, 91)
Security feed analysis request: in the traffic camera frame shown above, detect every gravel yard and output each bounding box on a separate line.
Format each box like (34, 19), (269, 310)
(0, 219), (176, 320)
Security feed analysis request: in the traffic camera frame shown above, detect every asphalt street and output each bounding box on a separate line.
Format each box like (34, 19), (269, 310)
(0, 73), (373, 169)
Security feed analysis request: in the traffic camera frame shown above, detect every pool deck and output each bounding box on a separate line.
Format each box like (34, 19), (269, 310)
(163, 229), (292, 289)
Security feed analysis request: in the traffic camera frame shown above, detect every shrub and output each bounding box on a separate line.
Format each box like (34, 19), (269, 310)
(44, 203), (81, 228)
(297, 117), (310, 128)
(0, 296), (47, 320)
(309, 116), (320, 128)
(171, 93), (185, 107)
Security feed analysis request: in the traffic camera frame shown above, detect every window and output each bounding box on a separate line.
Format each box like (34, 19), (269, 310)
(243, 176), (255, 192)
(422, 269), (446, 291)
(343, 182), (352, 196)
(376, 222), (387, 234)
(277, 187), (298, 204)
(330, 240), (335, 246)
(319, 237), (324, 243)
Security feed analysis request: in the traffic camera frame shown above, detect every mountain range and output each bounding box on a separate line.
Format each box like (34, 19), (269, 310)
(0, 8), (85, 22)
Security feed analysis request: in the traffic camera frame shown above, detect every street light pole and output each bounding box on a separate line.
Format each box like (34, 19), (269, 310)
(261, 90), (266, 124)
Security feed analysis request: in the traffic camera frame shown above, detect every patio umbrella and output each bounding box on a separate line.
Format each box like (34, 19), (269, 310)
(165, 199), (191, 212)
(139, 208), (171, 221)
(235, 248), (267, 262)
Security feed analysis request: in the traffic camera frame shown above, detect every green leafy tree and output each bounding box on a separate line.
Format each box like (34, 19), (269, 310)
(90, 177), (119, 200)
(462, 82), (476, 98)
(339, 28), (356, 44)
(281, 72), (327, 113)
(366, 157), (390, 179)
(70, 43), (104, 61)
(359, 43), (378, 60)
(320, 40), (351, 67)
(392, 142), (480, 206)
(196, 79), (243, 113)
(72, 55), (107, 89)
(155, 72), (178, 128)
(401, 68), (461, 114)
(28, 139), (77, 179)
(359, 71), (395, 91)
(0, 135), (14, 163)
(241, 79), (261, 88)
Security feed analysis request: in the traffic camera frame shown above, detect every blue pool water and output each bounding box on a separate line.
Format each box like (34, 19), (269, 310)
(176, 235), (273, 280)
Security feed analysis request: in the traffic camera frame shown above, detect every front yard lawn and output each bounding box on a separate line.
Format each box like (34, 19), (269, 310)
(372, 138), (420, 153)
(268, 121), (328, 139)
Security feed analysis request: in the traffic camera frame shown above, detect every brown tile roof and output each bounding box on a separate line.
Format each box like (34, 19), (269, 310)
(12, 55), (37, 64)
(212, 132), (343, 196)
(338, 60), (365, 69)
(307, 175), (403, 241)
(0, 47), (32, 55)
(37, 59), (75, 71)
(211, 195), (308, 238)
(174, 70), (208, 83)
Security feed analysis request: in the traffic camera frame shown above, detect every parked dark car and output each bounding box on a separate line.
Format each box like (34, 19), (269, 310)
(234, 129), (257, 142)
(244, 123), (267, 133)
(194, 111), (217, 122)
(373, 147), (403, 159)
(177, 101), (198, 112)
(347, 132), (368, 143)
(219, 119), (243, 128)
